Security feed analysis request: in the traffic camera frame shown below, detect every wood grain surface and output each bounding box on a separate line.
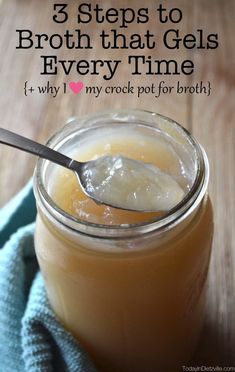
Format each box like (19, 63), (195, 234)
(0, 0), (234, 368)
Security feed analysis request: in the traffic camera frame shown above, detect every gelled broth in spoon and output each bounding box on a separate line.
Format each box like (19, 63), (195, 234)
(49, 126), (192, 225)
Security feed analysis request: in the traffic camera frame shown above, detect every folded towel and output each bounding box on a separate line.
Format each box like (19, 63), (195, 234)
(0, 181), (96, 372)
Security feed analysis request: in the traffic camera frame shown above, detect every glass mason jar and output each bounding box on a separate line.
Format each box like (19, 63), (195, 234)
(33, 110), (213, 372)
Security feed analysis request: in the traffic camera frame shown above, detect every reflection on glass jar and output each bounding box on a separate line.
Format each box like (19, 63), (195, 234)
(34, 110), (213, 372)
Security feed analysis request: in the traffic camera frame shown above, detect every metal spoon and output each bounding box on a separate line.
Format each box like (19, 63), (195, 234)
(0, 128), (184, 212)
(0, 128), (138, 211)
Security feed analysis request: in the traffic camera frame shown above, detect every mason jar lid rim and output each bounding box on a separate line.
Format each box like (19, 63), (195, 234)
(33, 109), (209, 239)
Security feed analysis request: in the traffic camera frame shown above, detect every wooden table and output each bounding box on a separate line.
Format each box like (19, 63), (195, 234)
(0, 0), (234, 368)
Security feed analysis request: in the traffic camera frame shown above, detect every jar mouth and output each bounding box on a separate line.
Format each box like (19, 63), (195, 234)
(33, 109), (209, 238)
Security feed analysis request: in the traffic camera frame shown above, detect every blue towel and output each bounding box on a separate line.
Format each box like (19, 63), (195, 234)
(0, 181), (97, 372)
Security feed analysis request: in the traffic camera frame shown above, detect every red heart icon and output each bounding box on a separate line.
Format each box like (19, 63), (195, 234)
(69, 81), (84, 94)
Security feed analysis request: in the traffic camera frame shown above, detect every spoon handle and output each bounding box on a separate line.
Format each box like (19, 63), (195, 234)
(0, 128), (78, 170)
